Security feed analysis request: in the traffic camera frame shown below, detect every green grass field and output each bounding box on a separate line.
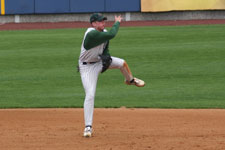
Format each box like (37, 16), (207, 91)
(0, 24), (225, 108)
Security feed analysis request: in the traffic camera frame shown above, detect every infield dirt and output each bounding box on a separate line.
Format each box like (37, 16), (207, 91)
(0, 108), (225, 150)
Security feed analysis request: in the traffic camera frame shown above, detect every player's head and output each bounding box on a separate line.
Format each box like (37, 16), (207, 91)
(90, 13), (107, 31)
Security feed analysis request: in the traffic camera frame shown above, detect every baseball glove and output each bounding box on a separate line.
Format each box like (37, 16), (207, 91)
(99, 54), (112, 73)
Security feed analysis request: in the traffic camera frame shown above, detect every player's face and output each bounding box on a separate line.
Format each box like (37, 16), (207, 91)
(93, 20), (105, 31)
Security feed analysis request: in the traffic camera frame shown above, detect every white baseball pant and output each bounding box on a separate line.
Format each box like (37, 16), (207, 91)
(79, 56), (133, 126)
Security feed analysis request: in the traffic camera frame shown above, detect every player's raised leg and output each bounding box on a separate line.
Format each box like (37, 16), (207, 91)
(109, 57), (145, 87)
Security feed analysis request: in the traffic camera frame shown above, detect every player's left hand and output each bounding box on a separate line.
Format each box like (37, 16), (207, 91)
(99, 54), (112, 73)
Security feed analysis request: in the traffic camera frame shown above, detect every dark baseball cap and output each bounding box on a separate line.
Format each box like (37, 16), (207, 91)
(90, 13), (107, 23)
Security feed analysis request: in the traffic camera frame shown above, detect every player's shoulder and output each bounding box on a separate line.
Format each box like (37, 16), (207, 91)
(84, 28), (97, 38)
(85, 28), (96, 36)
(86, 28), (103, 38)
(86, 27), (95, 33)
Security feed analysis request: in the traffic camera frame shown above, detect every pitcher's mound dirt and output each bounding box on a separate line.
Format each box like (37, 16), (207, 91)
(0, 108), (225, 150)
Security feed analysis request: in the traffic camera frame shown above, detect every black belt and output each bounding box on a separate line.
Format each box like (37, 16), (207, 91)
(82, 62), (97, 65)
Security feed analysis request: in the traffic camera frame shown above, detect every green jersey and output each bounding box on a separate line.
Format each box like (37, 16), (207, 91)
(79, 21), (120, 63)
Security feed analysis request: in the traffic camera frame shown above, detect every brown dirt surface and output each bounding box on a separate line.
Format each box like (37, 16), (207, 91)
(0, 19), (225, 30)
(0, 108), (225, 150)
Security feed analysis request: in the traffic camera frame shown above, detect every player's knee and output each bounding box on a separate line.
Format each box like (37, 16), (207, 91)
(123, 60), (127, 65)
(85, 93), (95, 102)
(119, 59), (125, 68)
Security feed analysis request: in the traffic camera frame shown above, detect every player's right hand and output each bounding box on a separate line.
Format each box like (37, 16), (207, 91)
(115, 15), (122, 23)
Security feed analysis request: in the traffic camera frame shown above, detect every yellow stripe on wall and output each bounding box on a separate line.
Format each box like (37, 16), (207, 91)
(141, 0), (225, 12)
(1, 0), (5, 15)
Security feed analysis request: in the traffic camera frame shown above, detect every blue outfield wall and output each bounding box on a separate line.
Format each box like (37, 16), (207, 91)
(5, 0), (35, 14)
(35, 0), (70, 14)
(105, 0), (140, 12)
(2, 0), (140, 15)
(70, 0), (105, 13)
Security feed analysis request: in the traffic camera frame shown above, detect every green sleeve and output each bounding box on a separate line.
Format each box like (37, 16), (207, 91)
(84, 21), (120, 50)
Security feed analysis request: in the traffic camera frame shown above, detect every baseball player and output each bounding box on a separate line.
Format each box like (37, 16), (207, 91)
(78, 13), (145, 137)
